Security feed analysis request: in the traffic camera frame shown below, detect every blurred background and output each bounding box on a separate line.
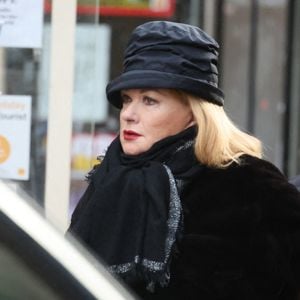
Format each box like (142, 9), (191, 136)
(0, 0), (299, 230)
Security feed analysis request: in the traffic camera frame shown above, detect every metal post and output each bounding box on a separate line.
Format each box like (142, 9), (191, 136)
(45, 0), (77, 232)
(283, 0), (294, 174)
(214, 0), (224, 88)
(247, 0), (259, 133)
(0, 48), (6, 94)
(287, 0), (300, 176)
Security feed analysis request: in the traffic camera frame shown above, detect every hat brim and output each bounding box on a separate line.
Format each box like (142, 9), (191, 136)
(106, 70), (224, 109)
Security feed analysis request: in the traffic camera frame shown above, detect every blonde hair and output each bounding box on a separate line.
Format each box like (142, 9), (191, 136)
(184, 93), (262, 168)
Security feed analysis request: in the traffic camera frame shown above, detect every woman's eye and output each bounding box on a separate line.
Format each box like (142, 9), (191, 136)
(121, 95), (131, 105)
(143, 96), (157, 105)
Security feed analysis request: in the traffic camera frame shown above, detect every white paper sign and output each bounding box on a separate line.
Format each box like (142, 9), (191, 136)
(0, 0), (44, 48)
(73, 24), (111, 122)
(37, 24), (111, 122)
(0, 95), (31, 180)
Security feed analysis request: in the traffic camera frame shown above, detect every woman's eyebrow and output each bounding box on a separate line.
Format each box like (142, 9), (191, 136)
(140, 88), (153, 93)
(140, 89), (165, 96)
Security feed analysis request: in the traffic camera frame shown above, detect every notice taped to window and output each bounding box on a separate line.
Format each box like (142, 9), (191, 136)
(0, 95), (31, 180)
(0, 0), (44, 48)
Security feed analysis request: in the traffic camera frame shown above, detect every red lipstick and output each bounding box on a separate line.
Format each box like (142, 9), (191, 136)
(123, 130), (141, 141)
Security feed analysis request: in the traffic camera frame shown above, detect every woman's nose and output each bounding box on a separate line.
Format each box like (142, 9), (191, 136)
(121, 101), (139, 123)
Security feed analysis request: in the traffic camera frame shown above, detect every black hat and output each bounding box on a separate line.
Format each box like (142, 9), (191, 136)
(106, 21), (224, 108)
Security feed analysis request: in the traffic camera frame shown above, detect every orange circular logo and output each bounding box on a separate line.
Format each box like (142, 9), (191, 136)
(0, 135), (10, 164)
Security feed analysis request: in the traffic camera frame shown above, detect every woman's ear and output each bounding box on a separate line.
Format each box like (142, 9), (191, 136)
(186, 114), (196, 128)
(188, 120), (196, 127)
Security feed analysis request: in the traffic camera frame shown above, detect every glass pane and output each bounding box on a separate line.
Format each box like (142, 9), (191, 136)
(70, 1), (118, 217)
(0, 2), (50, 206)
(255, 0), (287, 167)
(221, 0), (251, 130)
(221, 0), (288, 169)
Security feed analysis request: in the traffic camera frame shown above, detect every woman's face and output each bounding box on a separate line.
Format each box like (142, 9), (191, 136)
(120, 89), (194, 156)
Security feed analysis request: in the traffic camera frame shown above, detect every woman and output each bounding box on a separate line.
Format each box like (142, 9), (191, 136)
(69, 21), (300, 299)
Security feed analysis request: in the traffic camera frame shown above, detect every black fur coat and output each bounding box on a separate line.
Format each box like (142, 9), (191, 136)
(133, 155), (300, 300)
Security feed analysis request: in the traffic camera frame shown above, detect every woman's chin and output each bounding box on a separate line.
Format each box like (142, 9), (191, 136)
(122, 142), (151, 156)
(122, 144), (143, 156)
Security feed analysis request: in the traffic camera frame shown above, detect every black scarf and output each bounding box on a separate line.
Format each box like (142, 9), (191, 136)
(69, 126), (202, 290)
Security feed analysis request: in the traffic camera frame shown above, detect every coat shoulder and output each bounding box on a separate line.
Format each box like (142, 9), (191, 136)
(182, 155), (300, 234)
(171, 156), (300, 300)
(185, 155), (298, 201)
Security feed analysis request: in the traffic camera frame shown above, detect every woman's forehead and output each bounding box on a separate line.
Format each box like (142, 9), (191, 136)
(121, 88), (179, 96)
